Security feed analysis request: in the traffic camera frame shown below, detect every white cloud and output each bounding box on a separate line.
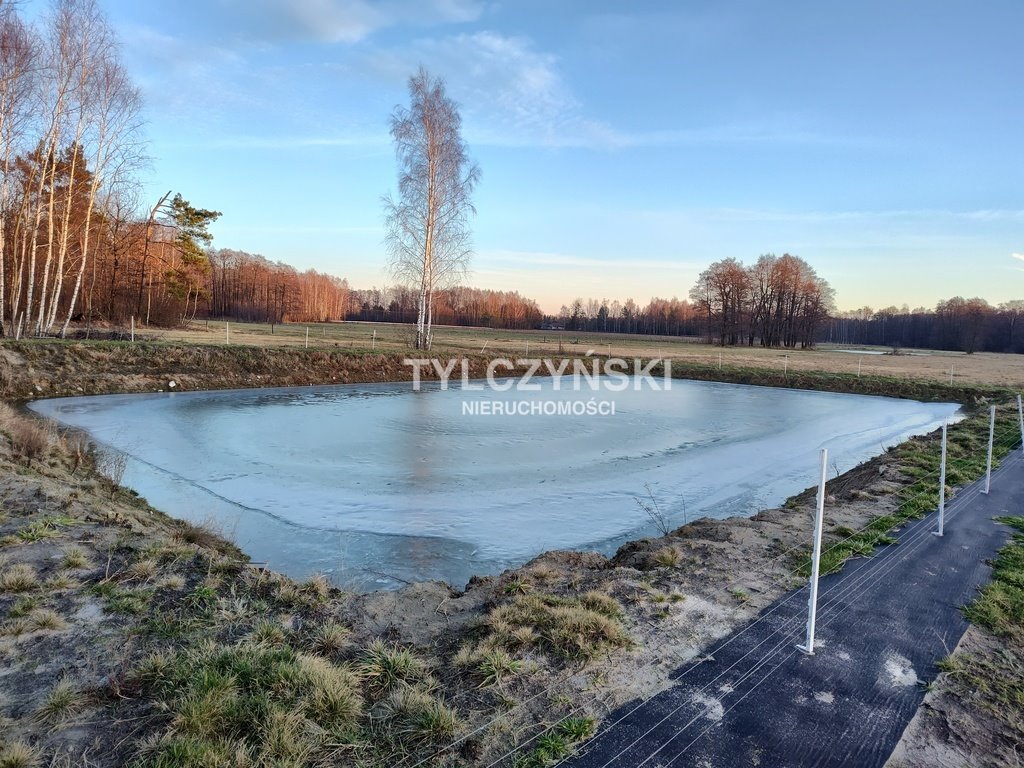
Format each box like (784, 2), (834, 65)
(1012, 252), (1024, 262)
(216, 0), (484, 44)
(362, 31), (628, 148)
(359, 32), (884, 150)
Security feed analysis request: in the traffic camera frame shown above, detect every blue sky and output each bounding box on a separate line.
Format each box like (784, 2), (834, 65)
(46, 0), (1024, 313)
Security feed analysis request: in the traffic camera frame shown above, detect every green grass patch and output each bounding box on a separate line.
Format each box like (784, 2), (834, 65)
(513, 717), (597, 767)
(962, 517), (1024, 636)
(798, 406), (1021, 577)
(934, 517), (1024, 748)
(135, 644), (362, 761)
(89, 582), (153, 615)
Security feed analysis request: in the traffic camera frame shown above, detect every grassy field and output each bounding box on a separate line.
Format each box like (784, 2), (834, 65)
(127, 319), (1024, 389)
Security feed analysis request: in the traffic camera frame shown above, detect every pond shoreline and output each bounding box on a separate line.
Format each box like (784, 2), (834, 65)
(0, 339), (1007, 404)
(27, 375), (964, 592)
(0, 339), (1014, 766)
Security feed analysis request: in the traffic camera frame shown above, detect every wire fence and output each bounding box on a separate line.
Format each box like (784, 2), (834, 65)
(386, 411), (1024, 768)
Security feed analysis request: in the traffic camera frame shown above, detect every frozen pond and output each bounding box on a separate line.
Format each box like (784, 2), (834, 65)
(30, 379), (960, 590)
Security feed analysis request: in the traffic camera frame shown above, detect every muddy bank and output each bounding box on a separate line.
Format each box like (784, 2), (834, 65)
(0, 340), (485, 400)
(0, 340), (1009, 404)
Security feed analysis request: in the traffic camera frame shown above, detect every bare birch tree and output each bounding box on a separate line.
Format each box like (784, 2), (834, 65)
(0, 6), (36, 337)
(384, 67), (479, 350)
(58, 46), (145, 336)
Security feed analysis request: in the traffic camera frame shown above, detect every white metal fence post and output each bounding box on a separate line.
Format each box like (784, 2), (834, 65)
(226, 322), (229, 345)
(984, 405), (995, 494)
(798, 448), (828, 655)
(130, 316), (134, 343)
(372, 330), (376, 350)
(305, 327), (309, 349)
(933, 423), (947, 536)
(1018, 394), (1023, 455)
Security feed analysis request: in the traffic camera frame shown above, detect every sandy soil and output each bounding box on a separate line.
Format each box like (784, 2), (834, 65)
(886, 627), (1023, 768)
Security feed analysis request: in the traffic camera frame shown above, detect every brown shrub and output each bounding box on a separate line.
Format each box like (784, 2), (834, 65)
(0, 403), (55, 465)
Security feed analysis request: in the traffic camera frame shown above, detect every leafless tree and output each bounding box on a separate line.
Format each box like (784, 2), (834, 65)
(383, 67), (480, 350)
(0, 5), (36, 337)
(58, 38), (145, 337)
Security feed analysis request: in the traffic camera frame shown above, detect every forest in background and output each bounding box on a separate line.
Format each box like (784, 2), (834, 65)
(0, 2), (1019, 355)
(0, 1), (353, 336)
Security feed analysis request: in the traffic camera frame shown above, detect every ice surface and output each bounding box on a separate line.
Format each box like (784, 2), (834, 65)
(30, 378), (960, 590)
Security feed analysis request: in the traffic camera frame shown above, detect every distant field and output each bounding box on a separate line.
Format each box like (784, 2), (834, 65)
(138, 319), (1024, 389)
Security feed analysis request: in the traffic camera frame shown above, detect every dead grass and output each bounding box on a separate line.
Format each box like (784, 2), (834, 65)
(308, 621), (351, 656)
(35, 679), (83, 725)
(0, 403), (51, 466)
(134, 641), (364, 767)
(0, 563), (39, 592)
(60, 546), (91, 570)
(0, 741), (41, 768)
(172, 520), (226, 551)
(95, 320), (1024, 389)
(480, 592), (629, 661)
(371, 687), (461, 751)
(359, 639), (430, 699)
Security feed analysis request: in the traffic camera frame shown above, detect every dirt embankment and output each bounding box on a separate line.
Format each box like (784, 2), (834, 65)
(0, 340), (1010, 405)
(0, 341), (495, 400)
(0, 339), (1017, 766)
(0, 374), (1013, 766)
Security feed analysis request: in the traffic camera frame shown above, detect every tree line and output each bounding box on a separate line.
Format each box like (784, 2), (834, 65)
(554, 296), (699, 335)
(349, 285), (543, 329)
(825, 298), (1024, 354)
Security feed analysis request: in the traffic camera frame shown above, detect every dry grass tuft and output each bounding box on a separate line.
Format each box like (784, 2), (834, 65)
(60, 546), (91, 570)
(248, 619), (287, 647)
(173, 519), (228, 553)
(125, 557), (158, 581)
(651, 546), (682, 568)
(359, 639), (430, 699)
(35, 679), (83, 725)
(28, 609), (67, 631)
(44, 571), (77, 591)
(159, 574), (186, 591)
(484, 592), (629, 660)
(372, 687), (461, 749)
(309, 621), (351, 656)
(476, 648), (523, 687)
(302, 573), (332, 600)
(0, 741), (42, 768)
(0, 563), (39, 593)
(0, 404), (51, 466)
